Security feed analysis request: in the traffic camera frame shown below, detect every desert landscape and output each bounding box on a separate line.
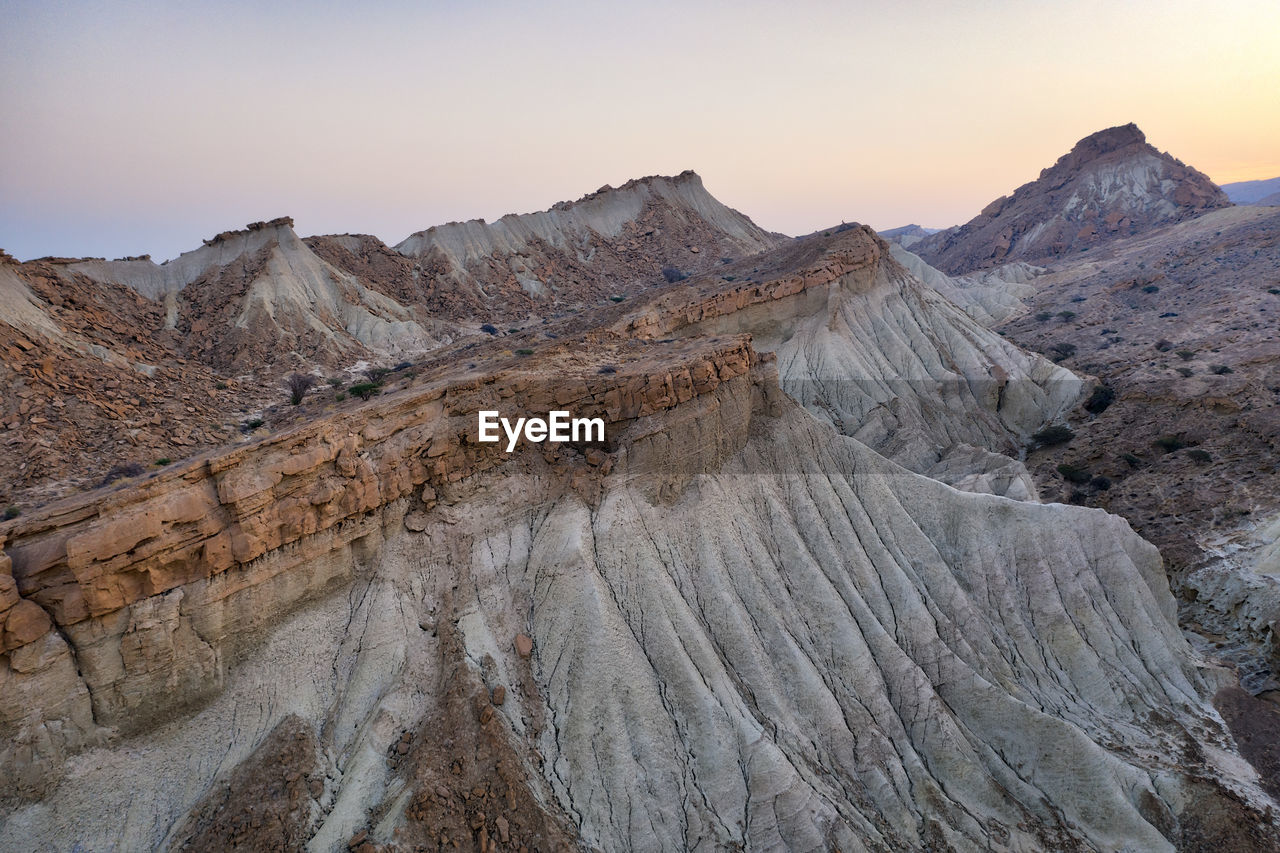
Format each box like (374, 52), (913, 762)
(3, 3), (1279, 852)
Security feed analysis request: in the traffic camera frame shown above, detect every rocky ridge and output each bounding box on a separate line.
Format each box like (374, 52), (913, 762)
(2, 226), (1277, 850)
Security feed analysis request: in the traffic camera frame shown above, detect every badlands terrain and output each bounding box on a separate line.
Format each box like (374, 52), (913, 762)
(2, 128), (1279, 851)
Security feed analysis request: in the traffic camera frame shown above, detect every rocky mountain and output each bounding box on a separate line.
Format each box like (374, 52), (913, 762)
(876, 223), (940, 250)
(64, 217), (442, 372)
(4, 225), (1278, 851)
(1222, 176), (1280, 205)
(0, 176), (786, 510)
(914, 124), (1232, 274)
(381, 170), (786, 320)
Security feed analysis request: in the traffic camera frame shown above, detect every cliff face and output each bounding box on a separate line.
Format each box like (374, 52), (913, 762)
(2, 226), (1275, 851)
(915, 124), (1231, 274)
(5, 222), (1274, 845)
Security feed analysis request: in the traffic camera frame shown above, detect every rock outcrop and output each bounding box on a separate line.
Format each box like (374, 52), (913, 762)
(65, 218), (440, 371)
(389, 171), (787, 321)
(915, 124), (1232, 274)
(3, 225), (1276, 851)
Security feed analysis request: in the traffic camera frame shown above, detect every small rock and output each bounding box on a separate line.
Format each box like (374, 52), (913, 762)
(514, 633), (533, 658)
(492, 685), (506, 705)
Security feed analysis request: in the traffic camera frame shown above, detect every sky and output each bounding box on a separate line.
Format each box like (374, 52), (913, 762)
(2, 0), (1279, 262)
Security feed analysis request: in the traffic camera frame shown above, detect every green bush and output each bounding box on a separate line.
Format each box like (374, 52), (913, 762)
(1153, 435), (1186, 452)
(1210, 364), (1233, 375)
(155, 458), (172, 466)
(243, 418), (265, 431)
(1187, 449), (1213, 464)
(609, 295), (626, 302)
(2, 505), (19, 520)
(1142, 284), (1160, 293)
(1176, 367), (1194, 377)
(349, 382), (382, 401)
(515, 348), (535, 356)
(1121, 452), (1142, 467)
(1047, 342), (1077, 362)
(1032, 425), (1074, 446)
(1090, 475), (1112, 490)
(1175, 350), (1195, 361)
(1057, 463), (1091, 484)
(1035, 311), (1053, 322)
(1057, 311), (1076, 321)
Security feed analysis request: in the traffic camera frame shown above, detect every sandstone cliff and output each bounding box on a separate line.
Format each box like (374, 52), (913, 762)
(2, 226), (1276, 851)
(914, 124), (1231, 274)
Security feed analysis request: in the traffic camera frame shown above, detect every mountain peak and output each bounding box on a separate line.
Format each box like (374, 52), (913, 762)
(914, 125), (1229, 273)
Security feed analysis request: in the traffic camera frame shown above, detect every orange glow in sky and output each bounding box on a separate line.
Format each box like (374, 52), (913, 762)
(2, 0), (1278, 260)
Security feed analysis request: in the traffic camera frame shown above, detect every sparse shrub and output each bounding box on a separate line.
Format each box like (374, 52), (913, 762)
(2, 505), (19, 520)
(215, 381), (229, 390)
(610, 295), (626, 302)
(1153, 435), (1186, 452)
(1068, 490), (1089, 505)
(243, 417), (265, 431)
(1047, 342), (1077, 362)
(1090, 475), (1112, 490)
(1121, 452), (1142, 467)
(1210, 364), (1233, 375)
(1083, 385), (1115, 414)
(1269, 288), (1280, 295)
(1070, 296), (1086, 303)
(1142, 284), (1160, 293)
(597, 365), (617, 374)
(365, 367), (390, 383)
(515, 348), (534, 356)
(1176, 350), (1195, 360)
(723, 275), (737, 282)
(720, 257), (733, 264)
(1057, 310), (1076, 321)
(393, 361), (413, 372)
(335, 392), (346, 401)
(1187, 449), (1213, 463)
(326, 376), (343, 387)
(101, 461), (145, 486)
(661, 266), (687, 283)
(1032, 425), (1074, 446)
(1154, 339), (1173, 352)
(155, 458), (172, 466)
(285, 372), (317, 405)
(1100, 328), (1116, 335)
(1057, 463), (1091, 484)
(508, 328), (519, 334)
(1176, 367), (1194, 377)
(1035, 311), (1053, 322)
(481, 324), (499, 335)
(1159, 312), (1178, 318)
(349, 382), (381, 401)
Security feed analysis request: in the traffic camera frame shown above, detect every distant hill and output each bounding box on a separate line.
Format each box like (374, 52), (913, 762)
(1221, 176), (1280, 205)
(913, 123), (1230, 274)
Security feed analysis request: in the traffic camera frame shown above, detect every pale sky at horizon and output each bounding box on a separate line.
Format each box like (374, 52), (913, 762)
(2, 0), (1278, 262)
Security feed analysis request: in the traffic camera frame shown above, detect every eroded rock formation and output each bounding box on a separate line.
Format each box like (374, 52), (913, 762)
(2, 226), (1276, 851)
(914, 123), (1231, 274)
